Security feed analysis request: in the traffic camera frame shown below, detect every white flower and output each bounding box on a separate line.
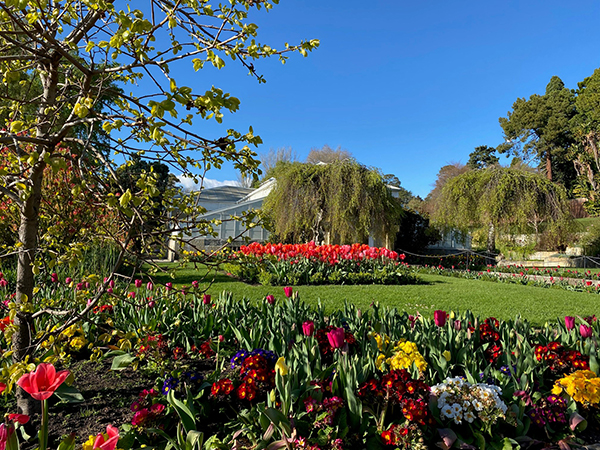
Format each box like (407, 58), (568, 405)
(442, 405), (455, 419)
(451, 403), (462, 414)
(464, 411), (476, 423)
(472, 399), (484, 411)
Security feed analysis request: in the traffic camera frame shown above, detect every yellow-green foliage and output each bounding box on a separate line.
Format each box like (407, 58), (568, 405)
(262, 161), (401, 244)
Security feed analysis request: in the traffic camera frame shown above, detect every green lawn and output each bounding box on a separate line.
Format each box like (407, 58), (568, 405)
(149, 263), (600, 326)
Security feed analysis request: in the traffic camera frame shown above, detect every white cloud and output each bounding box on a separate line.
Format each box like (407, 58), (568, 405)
(177, 175), (241, 192)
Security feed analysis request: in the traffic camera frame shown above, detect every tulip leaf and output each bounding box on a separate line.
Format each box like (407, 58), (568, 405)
(54, 384), (84, 403)
(111, 353), (136, 370)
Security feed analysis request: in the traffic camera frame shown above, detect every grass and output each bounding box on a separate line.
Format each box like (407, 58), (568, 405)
(149, 263), (600, 326)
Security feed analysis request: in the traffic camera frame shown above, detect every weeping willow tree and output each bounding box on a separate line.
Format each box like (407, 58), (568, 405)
(432, 167), (572, 252)
(262, 161), (401, 245)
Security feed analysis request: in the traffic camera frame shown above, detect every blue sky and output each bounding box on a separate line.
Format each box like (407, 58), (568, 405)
(174, 0), (600, 197)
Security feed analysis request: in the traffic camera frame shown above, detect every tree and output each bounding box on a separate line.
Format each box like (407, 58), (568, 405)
(262, 161), (401, 245)
(421, 162), (469, 217)
(432, 167), (571, 252)
(0, 0), (318, 414)
(305, 145), (353, 164)
(571, 68), (600, 214)
(257, 146), (298, 183)
(467, 145), (499, 169)
(498, 76), (577, 187)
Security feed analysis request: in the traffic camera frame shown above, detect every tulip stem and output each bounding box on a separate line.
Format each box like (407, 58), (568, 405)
(40, 399), (49, 450)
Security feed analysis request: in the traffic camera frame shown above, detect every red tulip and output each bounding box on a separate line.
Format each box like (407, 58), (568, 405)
(0, 382), (5, 393)
(92, 425), (119, 450)
(302, 321), (315, 336)
(266, 295), (275, 305)
(283, 287), (293, 298)
(134, 279), (142, 288)
(565, 316), (575, 330)
(580, 324), (593, 339)
(203, 294), (211, 305)
(7, 414), (29, 424)
(17, 363), (70, 401)
(434, 310), (447, 327)
(327, 328), (346, 349)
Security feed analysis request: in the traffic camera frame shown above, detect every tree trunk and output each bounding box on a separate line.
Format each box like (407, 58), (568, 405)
(14, 163), (45, 415)
(545, 150), (553, 181)
(487, 223), (495, 253)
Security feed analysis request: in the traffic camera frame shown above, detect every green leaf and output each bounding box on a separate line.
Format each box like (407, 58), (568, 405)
(54, 384), (85, 403)
(110, 353), (136, 370)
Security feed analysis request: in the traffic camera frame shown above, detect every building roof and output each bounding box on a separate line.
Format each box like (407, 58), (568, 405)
(194, 185), (253, 203)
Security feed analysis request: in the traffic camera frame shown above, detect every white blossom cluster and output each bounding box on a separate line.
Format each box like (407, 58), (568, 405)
(431, 377), (508, 426)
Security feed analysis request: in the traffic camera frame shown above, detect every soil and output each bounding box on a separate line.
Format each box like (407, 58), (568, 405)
(23, 359), (156, 448)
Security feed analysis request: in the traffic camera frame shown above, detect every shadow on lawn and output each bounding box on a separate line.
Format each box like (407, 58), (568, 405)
(150, 265), (234, 287)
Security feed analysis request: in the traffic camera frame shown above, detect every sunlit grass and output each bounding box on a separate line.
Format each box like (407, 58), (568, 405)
(148, 263), (598, 326)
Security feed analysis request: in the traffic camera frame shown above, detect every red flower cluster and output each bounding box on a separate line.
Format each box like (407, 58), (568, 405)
(211, 378), (234, 396)
(237, 354), (275, 402)
(358, 369), (431, 426)
(240, 242), (402, 265)
(130, 388), (166, 429)
(534, 342), (589, 373)
(479, 317), (503, 364)
(137, 333), (169, 358)
(92, 304), (113, 314)
(381, 424), (409, 446)
(0, 316), (12, 332)
(192, 341), (215, 358)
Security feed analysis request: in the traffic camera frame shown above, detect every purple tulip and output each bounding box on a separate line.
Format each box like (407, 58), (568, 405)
(302, 321), (315, 336)
(565, 316), (575, 331)
(266, 294), (275, 305)
(203, 294), (211, 305)
(434, 310), (447, 327)
(283, 287), (293, 298)
(134, 279), (142, 288)
(453, 320), (462, 331)
(580, 324), (593, 339)
(327, 328), (346, 349)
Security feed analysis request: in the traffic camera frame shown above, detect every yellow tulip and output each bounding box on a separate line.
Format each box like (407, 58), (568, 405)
(275, 357), (289, 376)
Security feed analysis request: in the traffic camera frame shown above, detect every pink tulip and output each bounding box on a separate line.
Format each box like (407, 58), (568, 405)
(109, 279), (115, 288)
(580, 324), (593, 339)
(327, 328), (346, 349)
(0, 424), (13, 450)
(434, 310), (447, 327)
(453, 320), (462, 331)
(148, 301), (155, 308)
(565, 316), (575, 331)
(302, 321), (315, 336)
(134, 279), (142, 288)
(266, 294), (275, 305)
(218, 335), (225, 342)
(107, 288), (113, 294)
(165, 282), (172, 291)
(0, 279), (7, 287)
(283, 286), (293, 298)
(17, 363), (70, 401)
(146, 282), (153, 291)
(192, 280), (199, 289)
(51, 273), (58, 283)
(203, 294), (211, 305)
(65, 277), (72, 284)
(85, 281), (90, 289)
(92, 425), (119, 450)
(128, 292), (135, 299)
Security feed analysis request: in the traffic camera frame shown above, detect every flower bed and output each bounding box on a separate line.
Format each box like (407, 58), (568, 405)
(223, 242), (420, 286)
(3, 278), (600, 449)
